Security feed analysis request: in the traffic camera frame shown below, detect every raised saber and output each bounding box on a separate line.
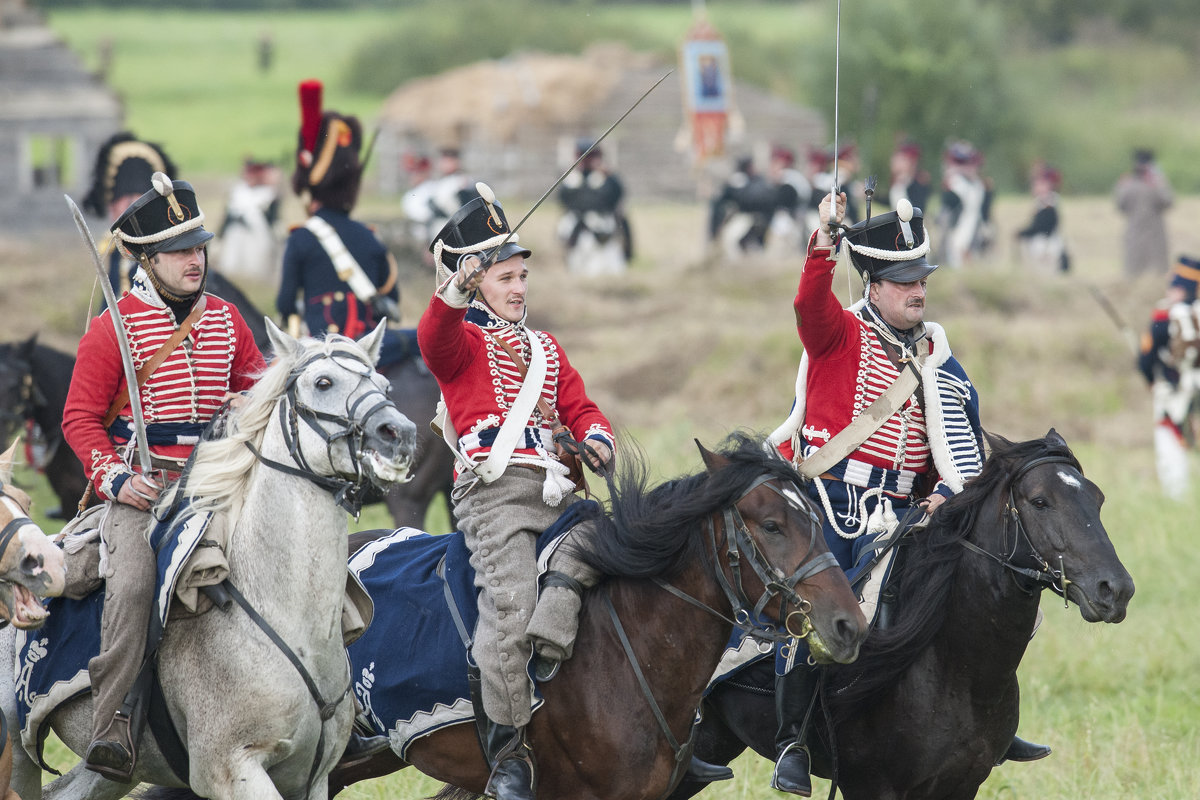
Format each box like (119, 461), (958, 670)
(829, 0), (842, 239)
(464, 70), (673, 281)
(66, 194), (155, 477)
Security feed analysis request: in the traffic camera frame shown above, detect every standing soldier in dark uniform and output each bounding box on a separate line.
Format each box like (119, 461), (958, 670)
(1138, 258), (1200, 499)
(276, 79), (407, 364)
(887, 139), (932, 215)
(82, 132), (179, 301)
(556, 139), (632, 275)
(709, 155), (792, 257)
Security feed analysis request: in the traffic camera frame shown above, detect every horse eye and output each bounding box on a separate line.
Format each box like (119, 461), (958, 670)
(1030, 496), (1049, 509)
(315, 376), (334, 391)
(761, 520), (782, 536)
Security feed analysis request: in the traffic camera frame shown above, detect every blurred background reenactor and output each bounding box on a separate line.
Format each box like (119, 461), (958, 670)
(82, 131), (179, 301)
(1138, 258), (1200, 499)
(765, 144), (808, 253)
(887, 139), (932, 214)
(802, 143), (859, 237)
(556, 138), (632, 275)
(1015, 162), (1068, 273)
(276, 79), (410, 367)
(426, 147), (480, 245)
(399, 151), (437, 263)
(937, 140), (994, 268)
(1115, 148), (1174, 278)
(708, 155), (782, 259)
(215, 157), (281, 284)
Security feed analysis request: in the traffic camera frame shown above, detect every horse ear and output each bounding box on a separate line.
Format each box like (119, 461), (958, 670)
(0, 437), (18, 483)
(358, 320), (387, 366)
(1045, 427), (1067, 447)
(696, 439), (729, 472)
(264, 317), (303, 361)
(19, 333), (37, 360)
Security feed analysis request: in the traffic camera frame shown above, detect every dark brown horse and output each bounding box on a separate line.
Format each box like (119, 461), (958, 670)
(668, 430), (1135, 800)
(330, 434), (869, 799)
(0, 336), (88, 519)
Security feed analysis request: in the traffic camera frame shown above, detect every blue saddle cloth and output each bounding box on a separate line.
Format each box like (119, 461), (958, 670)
(348, 501), (596, 759)
(14, 498), (214, 750)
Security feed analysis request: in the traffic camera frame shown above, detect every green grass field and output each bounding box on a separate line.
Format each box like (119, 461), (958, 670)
(7, 4), (1199, 797)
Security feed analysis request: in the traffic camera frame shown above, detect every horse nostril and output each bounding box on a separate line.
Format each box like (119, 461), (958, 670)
(378, 422), (399, 443)
(21, 554), (42, 576)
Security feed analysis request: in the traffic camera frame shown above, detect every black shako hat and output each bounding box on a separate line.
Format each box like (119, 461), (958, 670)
(292, 79), (364, 211)
(111, 172), (213, 260)
(843, 199), (938, 283)
(429, 182), (531, 279)
(82, 132), (178, 218)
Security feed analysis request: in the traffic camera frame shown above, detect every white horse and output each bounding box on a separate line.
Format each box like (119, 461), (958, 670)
(1, 438), (68, 800)
(2, 321), (416, 800)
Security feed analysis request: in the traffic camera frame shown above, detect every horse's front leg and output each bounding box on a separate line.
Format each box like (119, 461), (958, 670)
(190, 754), (287, 800)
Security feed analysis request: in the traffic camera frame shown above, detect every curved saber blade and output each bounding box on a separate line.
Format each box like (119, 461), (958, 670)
(829, 0), (843, 237)
(481, 70), (673, 271)
(65, 195), (154, 475)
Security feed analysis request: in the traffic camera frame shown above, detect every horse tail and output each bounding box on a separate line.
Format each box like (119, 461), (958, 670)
(431, 785), (483, 800)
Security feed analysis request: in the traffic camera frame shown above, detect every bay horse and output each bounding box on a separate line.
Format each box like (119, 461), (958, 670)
(0, 438), (68, 800)
(667, 430), (1135, 800)
(325, 434), (869, 799)
(2, 322), (417, 800)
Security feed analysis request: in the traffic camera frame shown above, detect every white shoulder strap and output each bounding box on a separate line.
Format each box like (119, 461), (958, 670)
(304, 215), (378, 302)
(475, 333), (548, 482)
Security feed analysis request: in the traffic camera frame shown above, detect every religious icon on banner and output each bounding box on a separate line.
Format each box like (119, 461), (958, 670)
(680, 20), (733, 162)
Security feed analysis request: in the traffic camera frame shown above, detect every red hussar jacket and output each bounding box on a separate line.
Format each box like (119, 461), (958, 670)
(63, 277), (266, 500)
(417, 291), (613, 476)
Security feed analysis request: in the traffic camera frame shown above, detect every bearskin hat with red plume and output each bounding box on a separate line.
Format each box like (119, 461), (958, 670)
(291, 79), (364, 211)
(82, 132), (178, 218)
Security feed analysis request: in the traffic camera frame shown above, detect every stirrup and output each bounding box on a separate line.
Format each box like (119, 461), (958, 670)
(771, 741), (812, 797)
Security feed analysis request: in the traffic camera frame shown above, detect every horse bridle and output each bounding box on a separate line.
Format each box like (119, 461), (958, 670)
(960, 454), (1081, 602)
(245, 348), (396, 517)
(612, 472), (837, 787)
(0, 358), (38, 440)
(653, 473), (839, 644)
(0, 479), (35, 569)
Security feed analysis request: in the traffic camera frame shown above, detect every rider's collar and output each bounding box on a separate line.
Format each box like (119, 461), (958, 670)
(465, 297), (527, 332)
(860, 301), (928, 355)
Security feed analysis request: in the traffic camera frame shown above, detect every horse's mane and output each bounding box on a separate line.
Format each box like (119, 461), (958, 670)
(827, 432), (1080, 712)
(153, 346), (296, 517)
(157, 333), (381, 517)
(575, 432), (804, 580)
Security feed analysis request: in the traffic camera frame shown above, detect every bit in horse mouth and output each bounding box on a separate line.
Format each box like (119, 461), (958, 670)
(364, 449), (414, 485)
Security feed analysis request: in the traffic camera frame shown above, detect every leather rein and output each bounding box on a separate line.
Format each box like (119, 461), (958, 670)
(0, 479), (35, 582)
(244, 349), (396, 517)
(959, 454), (1081, 602)
(220, 348), (393, 794)
(610, 472), (839, 789)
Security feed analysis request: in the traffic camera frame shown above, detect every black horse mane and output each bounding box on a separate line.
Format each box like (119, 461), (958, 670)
(574, 432), (804, 581)
(827, 431), (1080, 712)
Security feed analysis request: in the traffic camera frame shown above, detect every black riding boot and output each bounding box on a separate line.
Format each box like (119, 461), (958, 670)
(482, 720), (536, 800)
(772, 666), (820, 796)
(684, 755), (735, 783)
(996, 735), (1052, 765)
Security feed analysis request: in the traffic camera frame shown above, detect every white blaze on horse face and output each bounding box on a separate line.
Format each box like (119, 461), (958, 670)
(1056, 470), (1082, 489)
(779, 484), (808, 510)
